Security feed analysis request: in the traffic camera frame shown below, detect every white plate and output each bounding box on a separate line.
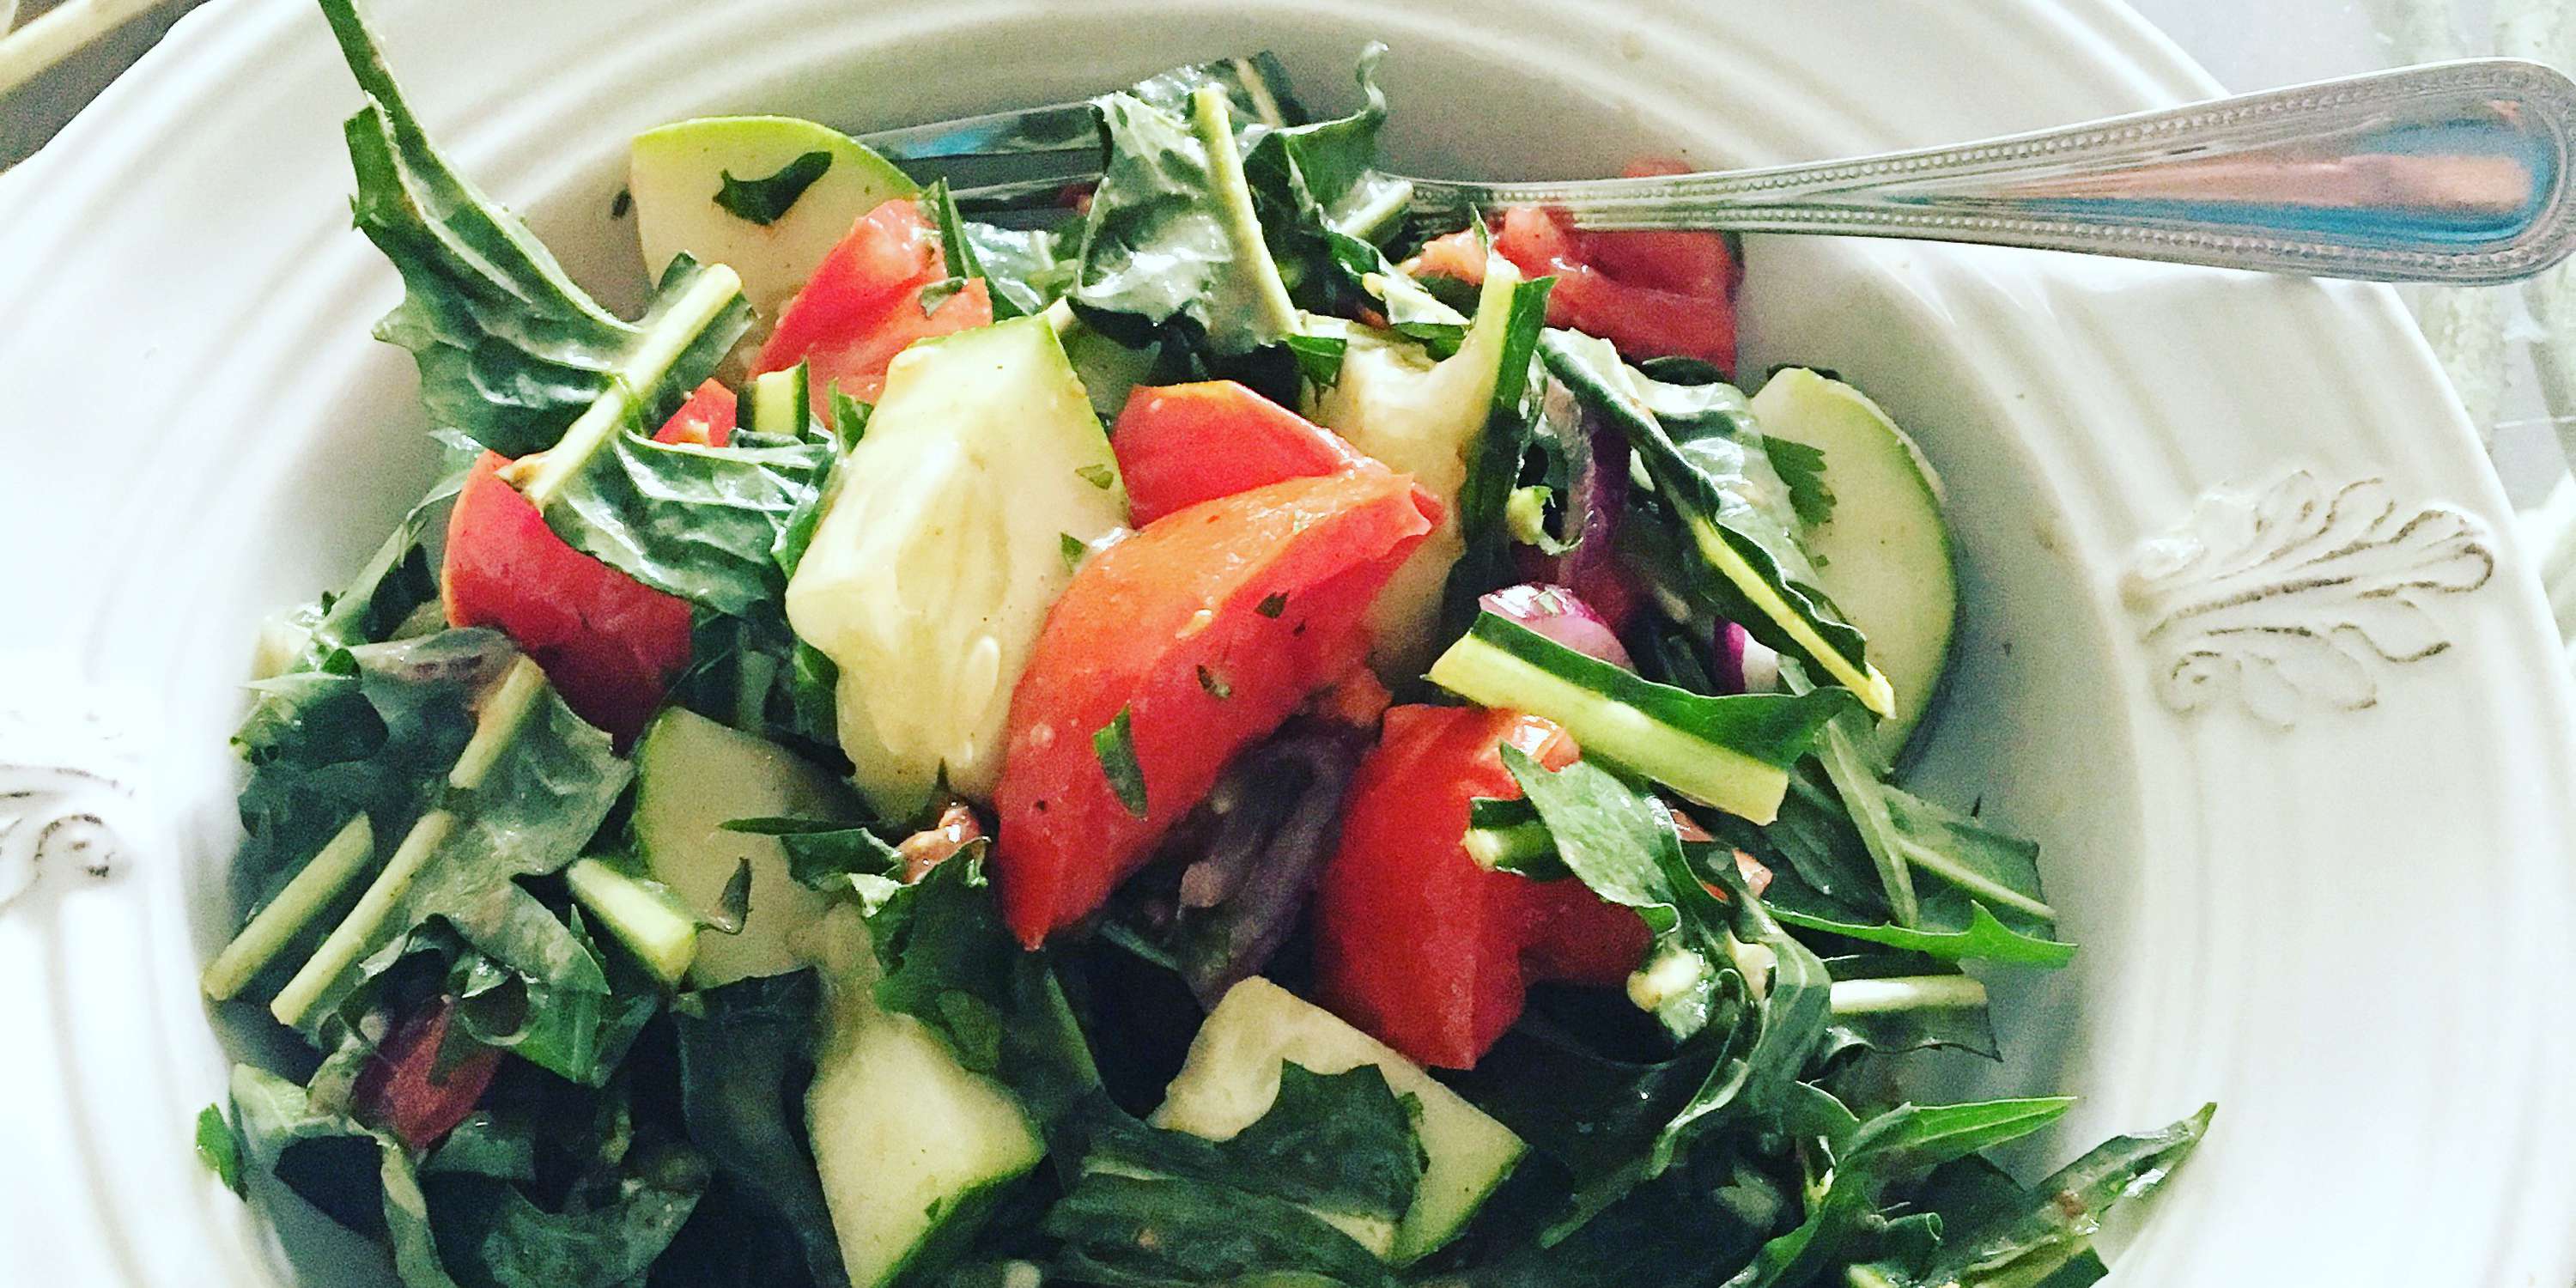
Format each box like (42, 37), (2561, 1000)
(3, 1), (2573, 1285)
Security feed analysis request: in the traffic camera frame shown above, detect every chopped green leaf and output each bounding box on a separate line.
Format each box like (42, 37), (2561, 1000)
(318, 0), (749, 459)
(829, 389), (871, 450)
(1256, 592), (1289, 618)
(1072, 88), (1299, 355)
(1078, 462), (1118, 489)
(708, 859), (752, 935)
(714, 149), (834, 225)
(1195, 665), (1232, 699)
(1094, 706), (1150, 817)
(1286, 332), (1349, 387)
(1061, 531), (1091, 573)
(196, 1103), (245, 1194)
(519, 433), (833, 619)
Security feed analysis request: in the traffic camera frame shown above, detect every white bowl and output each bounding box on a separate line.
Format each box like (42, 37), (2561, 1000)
(3, 1), (2573, 1285)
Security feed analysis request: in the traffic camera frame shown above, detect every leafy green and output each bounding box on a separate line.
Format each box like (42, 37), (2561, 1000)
(716, 150), (834, 225)
(1093, 705), (1150, 817)
(1072, 88), (1297, 355)
(1486, 751), (1835, 1235)
(1285, 332), (1349, 386)
(1860, 1105), (2215, 1288)
(720, 816), (902, 890)
(1044, 1173), (1395, 1288)
(523, 431), (833, 619)
(1439, 276), (1560, 635)
(672, 971), (848, 1288)
(319, 0), (750, 458)
(1724, 1095), (2075, 1288)
(424, 1144), (706, 1288)
(1048, 1062), (1424, 1287)
(281, 660), (635, 1061)
(445, 914), (659, 1087)
(255, 465), (464, 685)
(1543, 331), (1884, 712)
(197, 1103), (246, 1194)
(1820, 954), (1999, 1061)
(228, 628), (529, 972)
(230, 1061), (455, 1285)
(1741, 760), (2075, 969)
(1087, 1062), (1426, 1221)
(860, 853), (1101, 1130)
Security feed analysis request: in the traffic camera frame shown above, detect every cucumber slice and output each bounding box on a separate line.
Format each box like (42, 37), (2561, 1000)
(783, 316), (1128, 816)
(1154, 977), (1527, 1264)
(633, 708), (854, 986)
(1307, 261), (1526, 671)
(807, 908), (1046, 1288)
(1748, 368), (1957, 754)
(564, 858), (698, 987)
(629, 117), (919, 319)
(749, 363), (812, 439)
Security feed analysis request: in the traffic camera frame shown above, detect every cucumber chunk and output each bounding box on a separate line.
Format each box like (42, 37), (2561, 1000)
(633, 707), (854, 986)
(1748, 368), (1957, 754)
(807, 908), (1046, 1288)
(783, 316), (1128, 816)
(1154, 977), (1526, 1264)
(629, 116), (919, 319)
(564, 857), (698, 987)
(1307, 262), (1526, 672)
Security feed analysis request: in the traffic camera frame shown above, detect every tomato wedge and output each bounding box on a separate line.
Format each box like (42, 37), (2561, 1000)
(1312, 705), (1652, 1069)
(440, 381), (732, 744)
(993, 468), (1441, 948)
(1414, 160), (1742, 373)
(1112, 381), (1370, 526)
(755, 197), (994, 405)
(351, 997), (502, 1151)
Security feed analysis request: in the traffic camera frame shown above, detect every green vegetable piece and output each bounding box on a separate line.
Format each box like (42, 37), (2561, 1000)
(1748, 368), (1957, 753)
(564, 858), (701, 987)
(270, 657), (633, 1036)
(715, 149), (835, 226)
(201, 814), (375, 1002)
(1094, 706), (1150, 817)
(319, 0), (750, 459)
(1156, 976), (1527, 1263)
(635, 707), (853, 986)
(1542, 331), (1893, 716)
(805, 907), (1048, 1288)
(674, 970), (850, 1288)
(1429, 612), (1858, 823)
(1071, 86), (1298, 354)
(785, 317), (1127, 817)
(195, 1103), (244, 1195)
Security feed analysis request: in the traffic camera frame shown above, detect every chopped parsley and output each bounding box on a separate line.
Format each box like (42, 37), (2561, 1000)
(1255, 592), (1288, 618)
(713, 149), (834, 225)
(1093, 706), (1150, 817)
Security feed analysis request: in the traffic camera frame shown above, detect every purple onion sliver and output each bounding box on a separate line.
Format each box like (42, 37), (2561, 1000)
(1481, 582), (1634, 670)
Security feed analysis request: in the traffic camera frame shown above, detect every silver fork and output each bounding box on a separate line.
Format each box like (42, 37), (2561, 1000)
(865, 58), (2576, 287)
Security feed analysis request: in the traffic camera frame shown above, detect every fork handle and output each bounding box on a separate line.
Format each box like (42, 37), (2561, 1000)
(1405, 58), (2576, 285)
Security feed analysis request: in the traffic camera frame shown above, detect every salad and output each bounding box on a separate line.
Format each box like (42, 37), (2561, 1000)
(194, 3), (2212, 1286)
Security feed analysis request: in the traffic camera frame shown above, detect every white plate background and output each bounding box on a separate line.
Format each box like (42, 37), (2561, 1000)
(3, 1), (2573, 1285)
